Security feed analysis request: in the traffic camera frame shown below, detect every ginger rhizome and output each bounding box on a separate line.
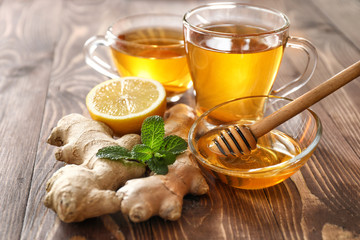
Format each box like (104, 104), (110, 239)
(45, 114), (146, 222)
(45, 104), (209, 223)
(118, 104), (209, 222)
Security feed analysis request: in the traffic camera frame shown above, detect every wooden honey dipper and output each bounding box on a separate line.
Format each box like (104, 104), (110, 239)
(212, 60), (360, 157)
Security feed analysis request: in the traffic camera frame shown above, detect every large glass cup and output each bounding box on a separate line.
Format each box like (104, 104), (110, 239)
(183, 3), (317, 115)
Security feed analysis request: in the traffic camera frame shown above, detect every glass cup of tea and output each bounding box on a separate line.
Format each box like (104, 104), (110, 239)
(183, 3), (317, 115)
(84, 14), (192, 102)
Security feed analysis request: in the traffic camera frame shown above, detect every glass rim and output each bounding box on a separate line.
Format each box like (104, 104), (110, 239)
(183, 2), (290, 38)
(188, 95), (323, 176)
(105, 13), (185, 49)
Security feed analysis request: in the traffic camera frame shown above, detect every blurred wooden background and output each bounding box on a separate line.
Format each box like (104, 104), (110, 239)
(0, 0), (359, 239)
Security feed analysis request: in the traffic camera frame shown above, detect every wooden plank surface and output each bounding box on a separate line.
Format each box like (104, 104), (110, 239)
(260, 0), (360, 239)
(0, 0), (57, 239)
(309, 0), (360, 49)
(0, 0), (359, 239)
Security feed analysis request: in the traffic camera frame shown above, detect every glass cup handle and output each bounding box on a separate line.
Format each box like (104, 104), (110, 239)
(83, 36), (120, 79)
(271, 36), (318, 97)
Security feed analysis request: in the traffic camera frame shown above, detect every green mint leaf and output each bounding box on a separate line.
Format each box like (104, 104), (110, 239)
(131, 144), (153, 162)
(147, 158), (168, 175)
(96, 146), (132, 160)
(158, 150), (176, 165)
(160, 135), (188, 154)
(141, 115), (165, 151)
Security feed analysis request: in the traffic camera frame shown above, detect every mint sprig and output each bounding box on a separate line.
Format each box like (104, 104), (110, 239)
(96, 115), (187, 175)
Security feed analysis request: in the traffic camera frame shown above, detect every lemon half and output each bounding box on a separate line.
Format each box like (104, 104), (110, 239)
(86, 77), (166, 135)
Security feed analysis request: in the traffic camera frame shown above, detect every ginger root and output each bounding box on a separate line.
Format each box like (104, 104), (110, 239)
(45, 114), (146, 222)
(45, 104), (209, 223)
(118, 104), (209, 222)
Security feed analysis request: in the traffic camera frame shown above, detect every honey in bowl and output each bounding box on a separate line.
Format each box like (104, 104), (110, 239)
(188, 96), (322, 190)
(195, 123), (302, 189)
(110, 27), (192, 99)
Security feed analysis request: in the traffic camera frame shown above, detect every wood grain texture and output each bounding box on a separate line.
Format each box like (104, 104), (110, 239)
(261, 0), (360, 238)
(309, 0), (360, 49)
(0, 0), (55, 239)
(0, 0), (359, 239)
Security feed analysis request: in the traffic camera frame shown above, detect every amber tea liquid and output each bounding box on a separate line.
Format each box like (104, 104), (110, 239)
(186, 24), (285, 115)
(111, 27), (192, 98)
(196, 126), (302, 189)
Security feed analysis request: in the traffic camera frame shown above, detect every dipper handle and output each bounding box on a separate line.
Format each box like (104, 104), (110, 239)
(250, 60), (360, 138)
(213, 60), (360, 157)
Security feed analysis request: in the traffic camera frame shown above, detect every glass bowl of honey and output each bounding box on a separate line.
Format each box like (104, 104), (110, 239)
(188, 95), (322, 189)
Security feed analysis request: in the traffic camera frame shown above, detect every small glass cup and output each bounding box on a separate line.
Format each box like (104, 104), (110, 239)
(183, 3), (318, 115)
(84, 13), (192, 102)
(189, 96), (322, 189)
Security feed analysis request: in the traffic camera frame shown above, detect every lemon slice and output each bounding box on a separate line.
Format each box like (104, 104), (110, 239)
(86, 77), (166, 135)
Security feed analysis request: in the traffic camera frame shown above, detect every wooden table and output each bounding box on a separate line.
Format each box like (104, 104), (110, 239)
(1, 0), (359, 239)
